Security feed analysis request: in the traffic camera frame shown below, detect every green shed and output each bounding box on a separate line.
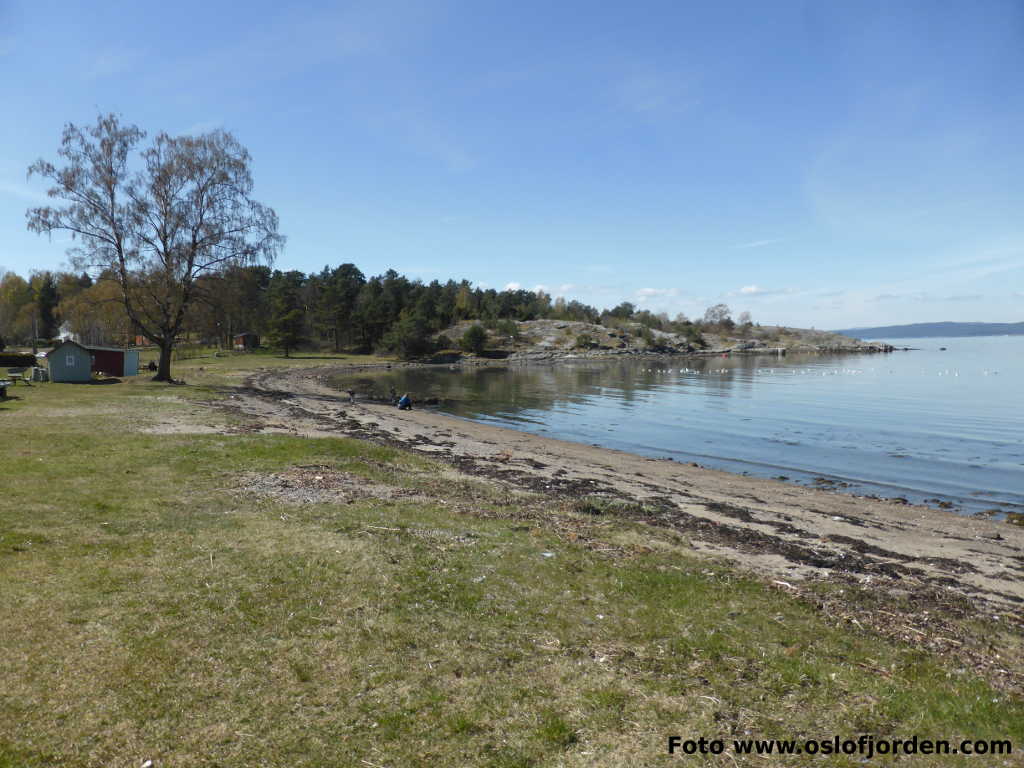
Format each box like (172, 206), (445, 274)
(46, 340), (93, 382)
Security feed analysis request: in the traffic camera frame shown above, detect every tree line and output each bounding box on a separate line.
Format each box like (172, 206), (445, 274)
(0, 264), (746, 358)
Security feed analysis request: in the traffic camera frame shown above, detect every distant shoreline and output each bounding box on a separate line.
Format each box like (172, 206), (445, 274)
(833, 321), (1024, 339)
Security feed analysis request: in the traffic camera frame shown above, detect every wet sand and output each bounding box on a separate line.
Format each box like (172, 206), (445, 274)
(214, 364), (1024, 619)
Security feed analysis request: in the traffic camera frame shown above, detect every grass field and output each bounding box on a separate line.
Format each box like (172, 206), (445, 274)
(1, 362), (1022, 767)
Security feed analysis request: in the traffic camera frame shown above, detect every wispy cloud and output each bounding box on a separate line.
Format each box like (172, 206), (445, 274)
(921, 247), (1024, 284)
(933, 293), (983, 302)
(182, 120), (224, 136)
(397, 111), (476, 172)
(869, 291), (986, 304)
(163, 0), (444, 92)
(0, 179), (50, 205)
(727, 284), (795, 299)
(503, 281), (521, 291)
(870, 292), (911, 303)
(635, 287), (680, 303)
(613, 66), (697, 116)
(85, 48), (143, 80)
(734, 238), (785, 250)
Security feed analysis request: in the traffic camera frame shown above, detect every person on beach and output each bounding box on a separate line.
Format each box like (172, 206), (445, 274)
(346, 389), (356, 404)
(397, 393), (412, 410)
(389, 385), (397, 405)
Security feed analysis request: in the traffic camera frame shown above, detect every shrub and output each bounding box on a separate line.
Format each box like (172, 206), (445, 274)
(460, 324), (487, 354)
(496, 319), (519, 340)
(574, 333), (594, 349)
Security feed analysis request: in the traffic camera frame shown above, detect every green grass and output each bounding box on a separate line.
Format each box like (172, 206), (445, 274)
(1, 376), (1022, 766)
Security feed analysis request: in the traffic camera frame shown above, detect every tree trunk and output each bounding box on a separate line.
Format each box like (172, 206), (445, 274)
(154, 339), (174, 381)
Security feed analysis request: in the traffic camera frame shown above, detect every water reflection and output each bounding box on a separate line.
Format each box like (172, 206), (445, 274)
(329, 338), (1024, 516)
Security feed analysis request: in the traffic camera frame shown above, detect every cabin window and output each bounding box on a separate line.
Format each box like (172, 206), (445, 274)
(66, 355), (75, 366)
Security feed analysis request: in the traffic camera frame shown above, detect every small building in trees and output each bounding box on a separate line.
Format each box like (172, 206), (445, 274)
(45, 340), (139, 381)
(45, 340), (93, 382)
(233, 332), (260, 351)
(88, 346), (140, 377)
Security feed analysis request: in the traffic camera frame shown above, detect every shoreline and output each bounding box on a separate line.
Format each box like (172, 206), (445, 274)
(214, 363), (1024, 619)
(323, 354), (1016, 518)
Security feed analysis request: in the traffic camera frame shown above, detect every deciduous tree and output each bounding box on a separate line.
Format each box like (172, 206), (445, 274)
(702, 303), (731, 325)
(27, 114), (283, 381)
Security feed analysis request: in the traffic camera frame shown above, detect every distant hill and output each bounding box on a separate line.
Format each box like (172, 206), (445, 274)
(832, 321), (1024, 339)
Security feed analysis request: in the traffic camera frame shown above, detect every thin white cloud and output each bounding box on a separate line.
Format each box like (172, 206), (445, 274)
(182, 120), (224, 136)
(398, 111), (476, 172)
(734, 238), (784, 250)
(935, 294), (983, 302)
(557, 283), (575, 295)
(614, 66), (697, 116)
(85, 48), (142, 80)
(0, 180), (50, 205)
(634, 287), (680, 303)
(533, 284), (548, 294)
(726, 285), (798, 299)
(869, 291), (986, 304)
(503, 282), (521, 291)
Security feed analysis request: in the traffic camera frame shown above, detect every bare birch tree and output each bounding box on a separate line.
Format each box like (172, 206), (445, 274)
(27, 114), (283, 381)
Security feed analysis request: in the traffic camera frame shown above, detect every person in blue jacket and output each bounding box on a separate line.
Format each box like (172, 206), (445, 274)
(397, 393), (412, 410)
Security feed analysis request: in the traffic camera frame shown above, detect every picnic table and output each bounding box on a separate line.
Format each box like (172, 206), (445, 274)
(0, 379), (10, 398)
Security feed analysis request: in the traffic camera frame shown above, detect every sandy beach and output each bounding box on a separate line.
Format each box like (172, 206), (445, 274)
(208, 363), (1024, 624)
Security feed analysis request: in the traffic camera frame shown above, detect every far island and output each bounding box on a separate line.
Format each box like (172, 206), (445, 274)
(832, 320), (1024, 339)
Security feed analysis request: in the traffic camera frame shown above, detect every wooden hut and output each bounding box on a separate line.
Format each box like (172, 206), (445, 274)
(233, 332), (260, 351)
(87, 346), (140, 377)
(45, 341), (140, 381)
(45, 340), (93, 382)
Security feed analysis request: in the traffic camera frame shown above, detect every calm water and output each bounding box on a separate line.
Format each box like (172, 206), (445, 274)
(333, 336), (1024, 515)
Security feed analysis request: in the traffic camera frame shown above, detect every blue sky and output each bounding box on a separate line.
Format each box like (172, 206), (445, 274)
(1, 0), (1022, 328)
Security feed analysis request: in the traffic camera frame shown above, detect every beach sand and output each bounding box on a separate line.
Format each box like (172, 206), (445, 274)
(212, 364), (1024, 620)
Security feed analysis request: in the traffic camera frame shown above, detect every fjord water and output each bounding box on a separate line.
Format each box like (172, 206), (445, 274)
(346, 336), (1024, 515)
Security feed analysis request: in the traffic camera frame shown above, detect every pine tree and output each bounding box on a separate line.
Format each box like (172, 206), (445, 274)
(267, 271), (307, 357)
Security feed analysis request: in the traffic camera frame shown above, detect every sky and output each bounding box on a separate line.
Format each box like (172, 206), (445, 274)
(1, 0), (1022, 329)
